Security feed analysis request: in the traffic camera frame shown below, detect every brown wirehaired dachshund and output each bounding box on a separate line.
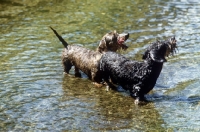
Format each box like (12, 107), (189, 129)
(50, 27), (129, 87)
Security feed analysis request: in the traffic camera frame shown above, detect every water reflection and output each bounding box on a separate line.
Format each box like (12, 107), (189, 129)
(62, 75), (166, 131)
(1, 0), (200, 131)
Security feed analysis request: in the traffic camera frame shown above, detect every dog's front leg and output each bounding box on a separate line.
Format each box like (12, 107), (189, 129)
(131, 85), (147, 104)
(134, 95), (147, 105)
(74, 67), (81, 77)
(91, 71), (104, 88)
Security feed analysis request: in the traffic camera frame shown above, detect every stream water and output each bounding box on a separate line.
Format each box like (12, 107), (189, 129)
(1, 0), (200, 131)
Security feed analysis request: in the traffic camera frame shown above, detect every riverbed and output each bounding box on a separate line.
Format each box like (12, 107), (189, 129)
(0, 0), (200, 131)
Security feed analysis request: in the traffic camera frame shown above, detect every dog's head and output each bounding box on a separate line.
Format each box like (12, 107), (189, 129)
(142, 36), (177, 63)
(97, 31), (129, 53)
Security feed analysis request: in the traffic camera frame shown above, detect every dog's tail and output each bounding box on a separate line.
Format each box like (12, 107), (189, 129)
(50, 26), (68, 49)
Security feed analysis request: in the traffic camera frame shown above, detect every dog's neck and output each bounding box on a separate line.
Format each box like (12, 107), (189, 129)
(144, 57), (165, 65)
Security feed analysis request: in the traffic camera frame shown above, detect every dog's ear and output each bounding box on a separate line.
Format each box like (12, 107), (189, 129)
(149, 50), (167, 63)
(112, 31), (118, 41)
(169, 36), (176, 44)
(98, 39), (107, 53)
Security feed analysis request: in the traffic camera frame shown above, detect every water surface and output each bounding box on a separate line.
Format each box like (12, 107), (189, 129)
(0, 0), (200, 131)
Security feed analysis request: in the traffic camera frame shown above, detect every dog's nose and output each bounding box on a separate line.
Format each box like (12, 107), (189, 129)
(125, 33), (129, 40)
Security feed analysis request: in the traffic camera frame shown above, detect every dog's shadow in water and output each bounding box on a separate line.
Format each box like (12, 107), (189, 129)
(113, 83), (200, 105)
(148, 93), (200, 105)
(146, 83), (200, 105)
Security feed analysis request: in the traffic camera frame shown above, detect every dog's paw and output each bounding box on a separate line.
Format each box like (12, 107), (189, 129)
(134, 97), (148, 105)
(75, 72), (81, 78)
(134, 98), (140, 105)
(63, 72), (72, 76)
(93, 82), (103, 88)
(106, 86), (110, 91)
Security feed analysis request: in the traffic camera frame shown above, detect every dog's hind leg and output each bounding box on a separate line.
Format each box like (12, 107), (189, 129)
(110, 76), (118, 84)
(62, 59), (72, 74)
(102, 73), (116, 90)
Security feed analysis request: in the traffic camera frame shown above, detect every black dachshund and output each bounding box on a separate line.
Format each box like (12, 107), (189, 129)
(100, 37), (177, 104)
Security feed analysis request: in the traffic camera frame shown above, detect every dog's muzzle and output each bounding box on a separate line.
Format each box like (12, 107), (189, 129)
(117, 33), (129, 45)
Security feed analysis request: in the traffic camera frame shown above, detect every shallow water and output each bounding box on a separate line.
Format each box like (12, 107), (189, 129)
(0, 0), (200, 131)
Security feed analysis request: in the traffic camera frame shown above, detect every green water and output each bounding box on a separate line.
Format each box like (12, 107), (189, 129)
(1, 0), (200, 131)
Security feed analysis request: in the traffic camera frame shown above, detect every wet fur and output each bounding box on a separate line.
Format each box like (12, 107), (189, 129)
(97, 31), (129, 53)
(50, 27), (129, 86)
(100, 37), (177, 103)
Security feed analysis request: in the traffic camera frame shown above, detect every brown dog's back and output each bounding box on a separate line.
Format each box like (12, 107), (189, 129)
(62, 45), (102, 80)
(50, 26), (129, 86)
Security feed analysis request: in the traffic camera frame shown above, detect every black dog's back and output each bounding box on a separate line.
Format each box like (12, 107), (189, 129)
(100, 52), (152, 84)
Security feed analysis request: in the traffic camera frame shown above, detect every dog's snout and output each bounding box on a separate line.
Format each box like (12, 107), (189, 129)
(119, 33), (129, 41)
(125, 33), (129, 40)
